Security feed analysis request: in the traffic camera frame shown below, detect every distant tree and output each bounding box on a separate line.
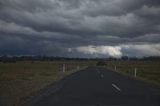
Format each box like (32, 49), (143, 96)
(121, 56), (129, 60)
(96, 61), (106, 66)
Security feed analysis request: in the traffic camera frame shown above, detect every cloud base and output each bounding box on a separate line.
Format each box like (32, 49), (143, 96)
(0, 0), (160, 58)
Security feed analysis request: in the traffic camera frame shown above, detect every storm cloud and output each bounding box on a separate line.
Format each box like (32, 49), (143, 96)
(0, 0), (160, 57)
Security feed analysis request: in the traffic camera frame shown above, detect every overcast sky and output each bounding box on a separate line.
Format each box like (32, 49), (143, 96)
(0, 0), (160, 58)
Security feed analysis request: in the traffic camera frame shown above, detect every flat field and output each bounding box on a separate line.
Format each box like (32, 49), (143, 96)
(0, 61), (95, 106)
(107, 60), (160, 86)
(1, 60), (159, 106)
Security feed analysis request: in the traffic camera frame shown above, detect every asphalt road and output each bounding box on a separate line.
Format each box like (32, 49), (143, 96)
(28, 66), (160, 106)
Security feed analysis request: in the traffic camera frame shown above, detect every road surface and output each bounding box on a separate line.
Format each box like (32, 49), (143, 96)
(27, 66), (160, 106)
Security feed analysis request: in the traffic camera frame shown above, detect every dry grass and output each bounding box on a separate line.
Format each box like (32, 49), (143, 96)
(1, 60), (159, 105)
(0, 61), (94, 106)
(106, 60), (160, 85)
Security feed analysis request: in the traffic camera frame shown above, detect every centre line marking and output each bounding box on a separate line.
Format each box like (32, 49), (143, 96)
(112, 84), (121, 91)
(101, 74), (104, 78)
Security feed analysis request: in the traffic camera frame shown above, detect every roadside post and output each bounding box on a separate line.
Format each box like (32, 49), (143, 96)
(63, 64), (65, 72)
(77, 65), (79, 70)
(134, 67), (137, 77)
(115, 66), (117, 71)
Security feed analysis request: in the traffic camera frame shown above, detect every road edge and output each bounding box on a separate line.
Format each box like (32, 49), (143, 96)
(21, 67), (88, 106)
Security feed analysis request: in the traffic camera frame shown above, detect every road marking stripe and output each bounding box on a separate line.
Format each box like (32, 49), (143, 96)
(112, 84), (121, 91)
(101, 74), (104, 78)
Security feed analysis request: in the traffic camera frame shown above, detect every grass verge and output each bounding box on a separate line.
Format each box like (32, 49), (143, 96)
(106, 60), (160, 87)
(0, 61), (93, 106)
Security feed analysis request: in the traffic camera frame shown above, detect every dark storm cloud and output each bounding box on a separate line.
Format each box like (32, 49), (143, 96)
(0, 0), (160, 57)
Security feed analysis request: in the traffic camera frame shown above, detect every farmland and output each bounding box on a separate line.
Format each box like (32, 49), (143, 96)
(0, 60), (160, 106)
(0, 61), (95, 106)
(107, 60), (160, 86)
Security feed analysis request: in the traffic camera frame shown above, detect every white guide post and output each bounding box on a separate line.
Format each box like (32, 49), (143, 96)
(134, 67), (137, 77)
(77, 65), (79, 70)
(115, 66), (117, 71)
(63, 64), (65, 72)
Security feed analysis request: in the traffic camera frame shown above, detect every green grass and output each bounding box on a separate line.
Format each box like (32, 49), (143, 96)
(0, 61), (95, 106)
(106, 60), (160, 86)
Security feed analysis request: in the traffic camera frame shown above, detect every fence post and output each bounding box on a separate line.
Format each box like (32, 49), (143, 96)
(134, 67), (137, 77)
(63, 64), (65, 72)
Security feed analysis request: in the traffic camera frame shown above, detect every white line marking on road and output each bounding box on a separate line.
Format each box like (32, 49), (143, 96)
(101, 74), (104, 78)
(112, 84), (121, 91)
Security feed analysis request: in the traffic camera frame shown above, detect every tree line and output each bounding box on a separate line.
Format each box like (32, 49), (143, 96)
(0, 55), (160, 63)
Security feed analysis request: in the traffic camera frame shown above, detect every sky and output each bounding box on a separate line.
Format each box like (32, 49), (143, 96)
(0, 0), (160, 58)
